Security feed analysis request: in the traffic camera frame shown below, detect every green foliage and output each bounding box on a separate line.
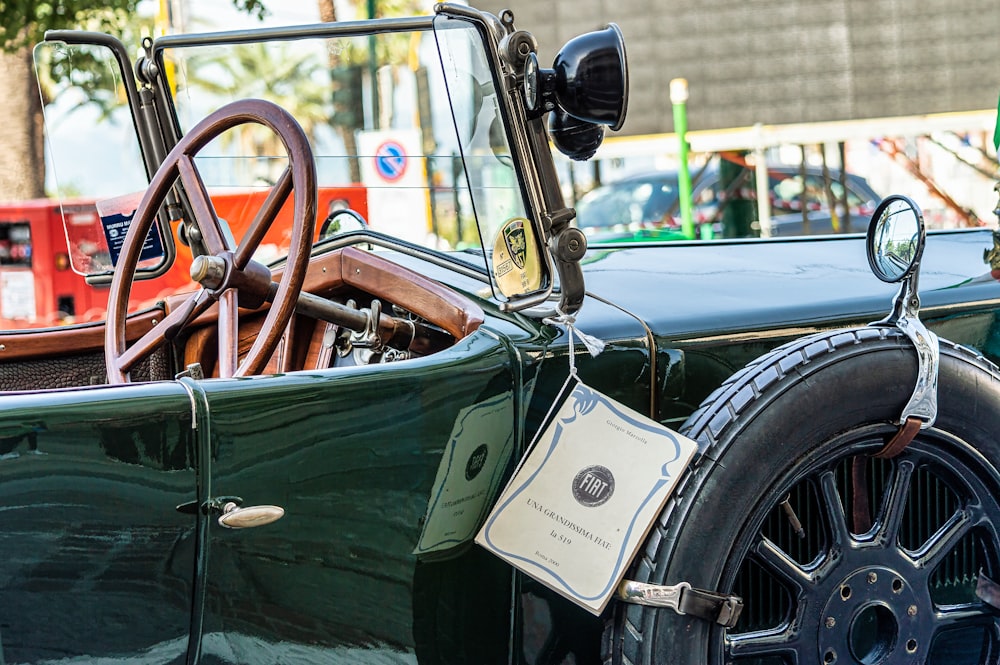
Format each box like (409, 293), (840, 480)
(1, 1), (139, 51)
(182, 41), (331, 140)
(230, 0), (269, 21)
(0, 0), (269, 52)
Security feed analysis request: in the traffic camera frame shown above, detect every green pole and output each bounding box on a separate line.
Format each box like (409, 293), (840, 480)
(993, 89), (1000, 151)
(670, 78), (695, 239)
(368, 0), (379, 127)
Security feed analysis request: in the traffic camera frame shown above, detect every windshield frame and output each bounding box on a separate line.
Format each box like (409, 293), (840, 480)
(38, 4), (582, 316)
(143, 9), (556, 307)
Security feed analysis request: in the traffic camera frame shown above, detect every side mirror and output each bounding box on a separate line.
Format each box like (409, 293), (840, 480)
(523, 23), (628, 158)
(866, 194), (925, 284)
(866, 194), (938, 428)
(319, 208), (368, 240)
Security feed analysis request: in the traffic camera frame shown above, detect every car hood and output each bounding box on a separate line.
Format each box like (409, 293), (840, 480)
(578, 229), (1000, 340)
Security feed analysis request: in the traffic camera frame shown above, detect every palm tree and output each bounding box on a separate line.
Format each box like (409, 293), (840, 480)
(0, 48), (44, 200)
(179, 42), (332, 184)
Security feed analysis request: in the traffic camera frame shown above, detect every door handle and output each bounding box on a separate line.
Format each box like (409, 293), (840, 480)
(217, 501), (285, 529)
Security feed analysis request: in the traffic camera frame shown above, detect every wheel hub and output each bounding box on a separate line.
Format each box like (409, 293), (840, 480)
(819, 566), (923, 664)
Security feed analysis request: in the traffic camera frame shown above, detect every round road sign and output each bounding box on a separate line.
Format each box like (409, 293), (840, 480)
(373, 140), (407, 182)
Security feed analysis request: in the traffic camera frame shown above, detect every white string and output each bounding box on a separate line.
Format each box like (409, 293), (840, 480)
(543, 306), (605, 377)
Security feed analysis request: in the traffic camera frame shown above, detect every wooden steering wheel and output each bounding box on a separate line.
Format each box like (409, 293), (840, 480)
(105, 99), (317, 383)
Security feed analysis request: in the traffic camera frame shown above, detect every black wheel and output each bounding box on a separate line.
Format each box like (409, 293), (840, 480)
(603, 326), (1000, 665)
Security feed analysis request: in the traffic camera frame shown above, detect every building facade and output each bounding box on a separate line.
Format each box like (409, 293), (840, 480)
(471, 0), (1000, 138)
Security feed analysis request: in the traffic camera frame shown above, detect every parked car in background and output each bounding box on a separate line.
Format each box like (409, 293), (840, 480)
(3, 4), (1000, 664)
(575, 163), (881, 241)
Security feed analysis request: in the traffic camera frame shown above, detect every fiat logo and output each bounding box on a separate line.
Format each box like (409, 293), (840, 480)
(572, 465), (615, 507)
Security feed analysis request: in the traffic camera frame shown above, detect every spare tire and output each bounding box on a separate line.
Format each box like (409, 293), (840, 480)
(603, 326), (1000, 665)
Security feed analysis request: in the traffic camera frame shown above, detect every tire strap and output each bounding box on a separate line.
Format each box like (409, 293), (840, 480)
(851, 417), (923, 534)
(850, 456), (873, 533)
(617, 580), (744, 628)
(874, 416), (922, 459)
(976, 569), (1000, 612)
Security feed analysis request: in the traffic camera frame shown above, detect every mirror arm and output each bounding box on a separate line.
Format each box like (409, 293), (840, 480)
(877, 273), (919, 328)
(542, 207), (586, 315)
(871, 270), (938, 428)
(549, 225), (587, 315)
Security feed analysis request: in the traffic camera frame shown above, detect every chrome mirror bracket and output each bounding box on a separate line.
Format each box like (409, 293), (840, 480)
(871, 275), (939, 429)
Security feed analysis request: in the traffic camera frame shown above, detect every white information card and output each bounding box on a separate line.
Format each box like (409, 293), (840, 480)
(476, 381), (698, 614)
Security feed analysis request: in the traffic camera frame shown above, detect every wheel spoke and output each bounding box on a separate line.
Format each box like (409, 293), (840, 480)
(819, 470), (851, 547)
(850, 455), (873, 533)
(933, 602), (996, 633)
(874, 458), (914, 546)
(728, 625), (805, 661)
(912, 507), (973, 571)
(116, 290), (213, 375)
(753, 536), (813, 595)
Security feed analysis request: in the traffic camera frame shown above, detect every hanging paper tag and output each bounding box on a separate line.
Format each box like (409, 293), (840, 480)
(475, 380), (698, 615)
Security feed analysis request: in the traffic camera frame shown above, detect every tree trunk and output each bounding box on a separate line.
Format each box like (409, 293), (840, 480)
(0, 47), (45, 201)
(317, 0), (336, 22)
(317, 0), (362, 185)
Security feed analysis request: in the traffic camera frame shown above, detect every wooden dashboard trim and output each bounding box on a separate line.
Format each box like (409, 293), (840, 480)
(336, 247), (484, 339)
(0, 246), (485, 367)
(249, 245), (484, 340)
(0, 308), (163, 362)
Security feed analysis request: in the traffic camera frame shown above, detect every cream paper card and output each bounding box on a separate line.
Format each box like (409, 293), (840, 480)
(476, 381), (698, 614)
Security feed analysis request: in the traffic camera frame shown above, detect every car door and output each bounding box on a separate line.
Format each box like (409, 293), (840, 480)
(189, 329), (523, 664)
(0, 381), (198, 664)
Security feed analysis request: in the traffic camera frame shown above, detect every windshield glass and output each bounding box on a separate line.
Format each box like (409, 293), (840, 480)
(160, 15), (534, 299)
(31, 14), (541, 329)
(576, 176), (677, 229)
(32, 40), (189, 328)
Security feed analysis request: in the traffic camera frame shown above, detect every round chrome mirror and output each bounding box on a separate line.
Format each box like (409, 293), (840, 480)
(866, 194), (925, 283)
(319, 208), (368, 240)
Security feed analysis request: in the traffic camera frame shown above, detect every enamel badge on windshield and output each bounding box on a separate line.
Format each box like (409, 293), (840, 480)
(492, 217), (542, 297)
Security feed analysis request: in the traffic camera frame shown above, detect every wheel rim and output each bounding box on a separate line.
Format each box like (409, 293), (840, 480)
(721, 427), (1000, 664)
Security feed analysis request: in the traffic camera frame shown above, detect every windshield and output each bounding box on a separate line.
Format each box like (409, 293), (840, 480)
(160, 15), (534, 298)
(33, 14), (542, 328)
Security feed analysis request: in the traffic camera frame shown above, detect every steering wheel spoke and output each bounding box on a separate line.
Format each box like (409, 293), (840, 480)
(111, 289), (212, 380)
(236, 166), (295, 267)
(105, 99), (317, 384)
(217, 289), (240, 378)
(177, 154), (231, 255)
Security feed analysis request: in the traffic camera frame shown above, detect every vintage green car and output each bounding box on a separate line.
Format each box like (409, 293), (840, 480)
(4, 4), (1000, 664)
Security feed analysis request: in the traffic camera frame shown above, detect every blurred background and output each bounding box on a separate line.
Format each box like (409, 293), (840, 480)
(1, 0), (998, 223)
